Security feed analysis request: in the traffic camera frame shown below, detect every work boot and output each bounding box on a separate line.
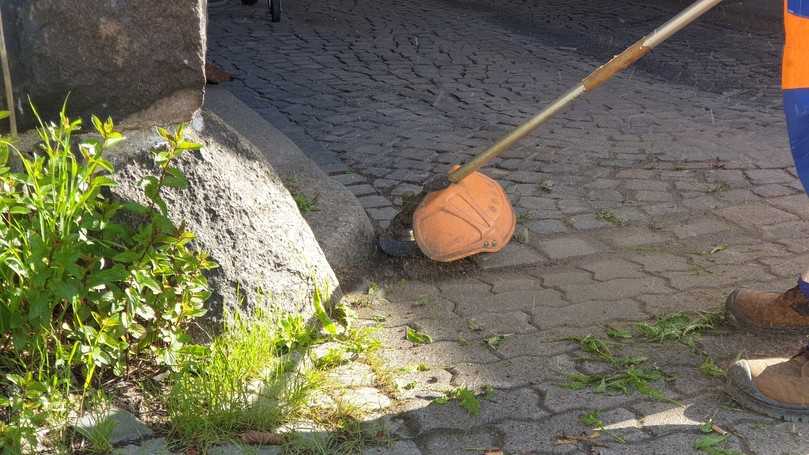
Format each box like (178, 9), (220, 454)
(725, 347), (809, 422)
(725, 285), (809, 332)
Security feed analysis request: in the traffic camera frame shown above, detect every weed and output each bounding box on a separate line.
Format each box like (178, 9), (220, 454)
(434, 387), (481, 416)
(74, 412), (116, 455)
(699, 357), (726, 378)
(467, 319), (483, 332)
(405, 327), (432, 345)
(706, 183), (730, 194)
(416, 363), (430, 372)
(484, 334), (510, 351)
(292, 192), (319, 214)
(580, 410), (604, 428)
(595, 209), (627, 226)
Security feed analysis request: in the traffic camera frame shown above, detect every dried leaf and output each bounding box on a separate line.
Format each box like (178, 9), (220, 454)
(240, 430), (285, 445)
(483, 449), (504, 455)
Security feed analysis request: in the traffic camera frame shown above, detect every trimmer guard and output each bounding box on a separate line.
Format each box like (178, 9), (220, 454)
(413, 171), (516, 262)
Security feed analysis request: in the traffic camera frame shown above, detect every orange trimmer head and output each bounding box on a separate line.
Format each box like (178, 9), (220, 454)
(378, 0), (721, 262)
(413, 171), (516, 262)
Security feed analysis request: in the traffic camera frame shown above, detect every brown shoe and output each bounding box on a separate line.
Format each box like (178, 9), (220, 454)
(725, 349), (809, 422)
(725, 286), (809, 332)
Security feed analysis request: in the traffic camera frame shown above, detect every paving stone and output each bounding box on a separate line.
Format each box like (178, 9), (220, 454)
(538, 270), (596, 288)
(332, 173), (368, 186)
(597, 431), (744, 455)
(537, 237), (605, 259)
(498, 415), (582, 454)
(359, 195), (393, 209)
(569, 213), (611, 231)
(367, 206), (399, 221)
(473, 243), (545, 270)
(669, 217), (732, 239)
(335, 387), (392, 412)
(420, 428), (497, 455)
(580, 259), (646, 281)
(752, 183), (796, 198)
(533, 299), (647, 329)
(326, 362), (376, 387)
(761, 220), (809, 241)
(660, 263), (774, 291)
(383, 280), (441, 301)
(455, 288), (568, 315)
(410, 387), (546, 433)
(451, 354), (575, 389)
(599, 226), (670, 248)
(363, 440), (422, 455)
(636, 288), (726, 314)
(623, 179), (670, 191)
(477, 272), (544, 293)
(745, 168), (795, 184)
(716, 203), (798, 226)
(527, 219), (568, 235)
(734, 420), (809, 455)
(361, 296), (456, 326)
(348, 184), (379, 197)
(559, 277), (672, 303)
(769, 193), (809, 216)
(76, 408), (153, 445)
(379, 339), (500, 366)
(630, 253), (691, 272)
(635, 190), (674, 202)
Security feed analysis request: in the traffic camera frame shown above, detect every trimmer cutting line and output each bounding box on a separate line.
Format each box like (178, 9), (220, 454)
(379, 0), (723, 262)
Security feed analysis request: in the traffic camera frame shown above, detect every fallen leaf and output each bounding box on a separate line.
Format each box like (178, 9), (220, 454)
(483, 449), (504, 455)
(240, 430), (285, 445)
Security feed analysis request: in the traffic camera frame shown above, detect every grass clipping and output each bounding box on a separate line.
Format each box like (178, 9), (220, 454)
(565, 311), (723, 401)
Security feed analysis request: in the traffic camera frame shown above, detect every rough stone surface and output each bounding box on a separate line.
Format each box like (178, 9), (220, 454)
(204, 87), (376, 284)
(4, 0), (205, 130)
(108, 112), (338, 316)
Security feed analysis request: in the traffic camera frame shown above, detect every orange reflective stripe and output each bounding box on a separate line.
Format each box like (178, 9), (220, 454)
(784, 1), (809, 90)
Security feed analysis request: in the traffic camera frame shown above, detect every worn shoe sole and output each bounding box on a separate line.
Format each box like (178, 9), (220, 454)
(724, 381), (809, 423)
(725, 289), (809, 334)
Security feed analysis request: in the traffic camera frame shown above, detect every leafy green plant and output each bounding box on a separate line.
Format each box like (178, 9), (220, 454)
(595, 209), (626, 226)
(292, 192), (318, 214)
(434, 386), (481, 416)
(405, 327), (432, 345)
(0, 106), (213, 452)
(580, 409), (604, 428)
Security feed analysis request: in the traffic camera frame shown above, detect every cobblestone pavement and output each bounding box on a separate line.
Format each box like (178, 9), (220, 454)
(207, 0), (809, 453)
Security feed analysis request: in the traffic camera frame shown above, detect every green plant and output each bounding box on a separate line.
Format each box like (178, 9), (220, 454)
(595, 209), (626, 226)
(292, 192), (319, 214)
(405, 327), (432, 345)
(580, 409), (603, 428)
(0, 107), (213, 452)
(167, 302), (318, 448)
(434, 386), (481, 416)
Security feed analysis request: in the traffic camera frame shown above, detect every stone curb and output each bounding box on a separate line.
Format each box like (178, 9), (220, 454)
(204, 86), (377, 285)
